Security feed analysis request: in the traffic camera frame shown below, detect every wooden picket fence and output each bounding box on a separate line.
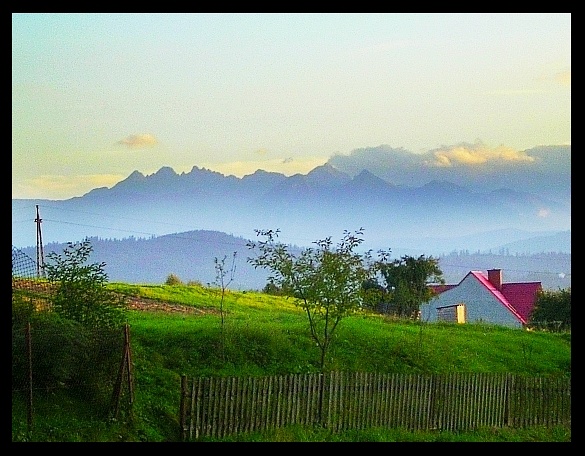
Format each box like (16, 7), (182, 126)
(179, 371), (570, 440)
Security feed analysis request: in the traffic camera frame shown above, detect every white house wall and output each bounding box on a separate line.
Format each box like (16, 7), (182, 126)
(421, 275), (522, 328)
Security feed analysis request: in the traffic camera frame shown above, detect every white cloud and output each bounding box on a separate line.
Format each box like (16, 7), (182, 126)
(425, 143), (535, 168)
(116, 134), (158, 148)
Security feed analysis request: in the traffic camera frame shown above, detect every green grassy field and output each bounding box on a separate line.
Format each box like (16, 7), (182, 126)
(12, 282), (571, 442)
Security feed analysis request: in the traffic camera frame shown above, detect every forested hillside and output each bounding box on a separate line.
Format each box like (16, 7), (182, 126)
(16, 230), (570, 291)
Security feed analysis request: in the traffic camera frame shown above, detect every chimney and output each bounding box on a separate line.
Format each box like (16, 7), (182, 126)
(487, 269), (503, 291)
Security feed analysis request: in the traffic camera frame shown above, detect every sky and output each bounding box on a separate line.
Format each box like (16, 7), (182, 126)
(12, 13), (571, 200)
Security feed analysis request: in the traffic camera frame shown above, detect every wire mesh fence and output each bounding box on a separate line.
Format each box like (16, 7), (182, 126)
(12, 246), (134, 432)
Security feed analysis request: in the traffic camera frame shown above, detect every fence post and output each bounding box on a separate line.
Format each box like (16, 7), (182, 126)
(316, 372), (328, 428)
(26, 321), (33, 432)
(124, 324), (134, 408)
(110, 323), (133, 419)
(505, 374), (514, 427)
(180, 375), (188, 441)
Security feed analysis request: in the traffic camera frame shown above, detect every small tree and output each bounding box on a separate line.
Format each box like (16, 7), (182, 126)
(27, 238), (128, 404)
(214, 251), (237, 361)
(247, 228), (370, 372)
(372, 252), (444, 319)
(165, 273), (183, 286)
(529, 287), (571, 332)
(44, 238), (127, 330)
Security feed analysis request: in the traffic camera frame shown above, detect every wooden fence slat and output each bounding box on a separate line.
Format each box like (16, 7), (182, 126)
(457, 373), (465, 430)
(289, 374), (295, 425)
(372, 372), (380, 429)
(352, 371), (359, 430)
(497, 373), (507, 427)
(243, 376), (252, 434)
(217, 377), (225, 438)
(383, 373), (390, 428)
(388, 373), (397, 428)
(230, 376), (238, 435)
(436, 373), (444, 431)
(414, 375), (423, 430)
(360, 372), (368, 430)
(439, 373), (448, 431)
(475, 373), (482, 428)
(412, 375), (420, 430)
(453, 373), (461, 431)
(300, 373), (306, 425)
(258, 377), (265, 432)
(443, 373), (453, 431)
(420, 375), (430, 430)
(357, 372), (364, 430)
(226, 377), (234, 437)
(447, 373), (456, 432)
(189, 377), (197, 440)
(395, 374), (402, 429)
(326, 371), (335, 432)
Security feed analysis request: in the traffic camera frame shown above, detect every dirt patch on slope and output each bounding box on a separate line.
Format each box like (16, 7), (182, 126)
(125, 296), (220, 315)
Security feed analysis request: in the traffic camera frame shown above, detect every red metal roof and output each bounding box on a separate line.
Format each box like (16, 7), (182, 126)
(501, 282), (542, 322)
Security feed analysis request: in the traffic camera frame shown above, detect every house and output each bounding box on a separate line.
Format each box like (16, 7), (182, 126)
(421, 269), (542, 328)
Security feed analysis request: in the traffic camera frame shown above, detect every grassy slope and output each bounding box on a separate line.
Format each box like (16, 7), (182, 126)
(12, 282), (571, 442)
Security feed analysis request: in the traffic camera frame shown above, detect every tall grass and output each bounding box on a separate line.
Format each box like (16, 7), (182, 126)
(12, 282), (570, 442)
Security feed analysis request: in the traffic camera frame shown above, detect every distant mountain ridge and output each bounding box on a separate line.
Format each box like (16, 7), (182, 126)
(14, 230), (570, 291)
(12, 163), (570, 256)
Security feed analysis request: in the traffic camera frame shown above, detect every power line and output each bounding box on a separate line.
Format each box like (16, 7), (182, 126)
(19, 203), (354, 247)
(16, 204), (571, 277)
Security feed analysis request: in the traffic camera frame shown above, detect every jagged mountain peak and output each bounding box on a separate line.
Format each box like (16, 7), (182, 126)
(127, 170), (146, 180)
(186, 165), (227, 178)
(108, 169), (146, 191)
(118, 170), (146, 183)
(150, 166), (177, 178)
(352, 169), (394, 186)
(241, 169), (288, 189)
(246, 169), (285, 177)
(305, 163), (351, 186)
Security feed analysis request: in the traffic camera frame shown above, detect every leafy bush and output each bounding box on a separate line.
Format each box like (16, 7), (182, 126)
(44, 239), (127, 330)
(12, 291), (35, 328)
(165, 273), (183, 286)
(529, 288), (571, 331)
(262, 282), (285, 295)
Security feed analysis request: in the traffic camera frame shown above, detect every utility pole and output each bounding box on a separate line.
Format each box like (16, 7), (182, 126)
(35, 205), (45, 278)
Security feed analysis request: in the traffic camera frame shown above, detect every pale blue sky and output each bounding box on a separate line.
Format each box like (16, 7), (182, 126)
(12, 13), (571, 199)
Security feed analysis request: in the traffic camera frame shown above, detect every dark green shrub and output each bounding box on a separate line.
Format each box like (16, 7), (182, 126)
(165, 273), (183, 286)
(12, 310), (123, 408)
(44, 239), (127, 330)
(529, 288), (571, 331)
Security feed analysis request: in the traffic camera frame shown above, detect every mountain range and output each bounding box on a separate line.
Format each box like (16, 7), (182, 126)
(12, 158), (571, 290)
(12, 162), (570, 257)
